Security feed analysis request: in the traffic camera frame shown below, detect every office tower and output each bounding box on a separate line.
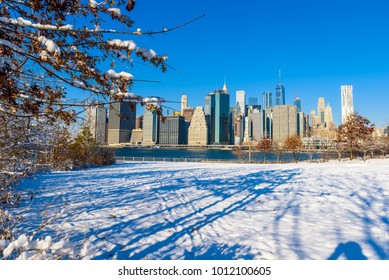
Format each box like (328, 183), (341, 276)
(294, 97), (302, 113)
(181, 93), (188, 115)
(107, 101), (136, 144)
(275, 70), (285, 106)
(317, 97), (325, 125)
(324, 103), (334, 129)
(188, 106), (208, 145)
(262, 92), (272, 108)
(272, 105), (297, 143)
(297, 112), (306, 137)
(248, 97), (259, 106)
(142, 107), (159, 144)
(310, 110), (317, 128)
(159, 116), (187, 145)
(234, 112), (244, 145)
(251, 107), (263, 141)
(341, 85), (354, 123)
(135, 116), (143, 129)
(85, 106), (107, 145)
(236, 90), (246, 117)
(263, 107), (272, 139)
(208, 83), (230, 145)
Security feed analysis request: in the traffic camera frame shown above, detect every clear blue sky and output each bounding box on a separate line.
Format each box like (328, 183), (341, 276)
(111, 0), (389, 126)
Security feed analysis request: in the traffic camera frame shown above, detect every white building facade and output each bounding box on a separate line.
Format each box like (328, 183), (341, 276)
(341, 85), (354, 124)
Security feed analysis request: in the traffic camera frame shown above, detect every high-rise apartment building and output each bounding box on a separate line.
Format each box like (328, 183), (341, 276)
(341, 85), (354, 123)
(188, 106), (208, 146)
(236, 90), (246, 117)
(272, 105), (297, 143)
(262, 92), (272, 108)
(209, 83), (230, 145)
(107, 101), (136, 144)
(85, 105), (107, 145)
(142, 108), (159, 144)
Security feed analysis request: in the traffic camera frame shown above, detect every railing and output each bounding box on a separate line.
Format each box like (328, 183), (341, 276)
(115, 156), (239, 163)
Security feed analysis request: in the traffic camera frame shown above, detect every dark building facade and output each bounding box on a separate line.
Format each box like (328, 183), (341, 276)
(159, 116), (187, 145)
(107, 101), (136, 144)
(209, 87), (230, 145)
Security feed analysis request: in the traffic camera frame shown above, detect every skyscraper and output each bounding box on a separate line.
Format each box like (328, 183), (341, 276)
(209, 83), (230, 145)
(159, 116), (187, 145)
(181, 93), (188, 115)
(188, 106), (208, 146)
(341, 85), (354, 124)
(324, 103), (334, 129)
(85, 105), (107, 145)
(142, 107), (159, 144)
(317, 97), (325, 125)
(107, 101), (136, 144)
(236, 90), (246, 117)
(294, 97), (302, 112)
(262, 92), (272, 108)
(275, 70), (285, 106)
(272, 105), (297, 143)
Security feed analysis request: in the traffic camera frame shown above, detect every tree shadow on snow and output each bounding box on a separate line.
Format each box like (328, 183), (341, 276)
(93, 167), (299, 260)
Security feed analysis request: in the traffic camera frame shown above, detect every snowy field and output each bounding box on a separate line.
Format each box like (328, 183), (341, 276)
(5, 159), (389, 260)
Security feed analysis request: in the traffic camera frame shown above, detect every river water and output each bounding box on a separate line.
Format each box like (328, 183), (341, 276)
(112, 147), (322, 163)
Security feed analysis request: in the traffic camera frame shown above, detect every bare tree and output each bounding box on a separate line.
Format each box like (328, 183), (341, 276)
(337, 113), (375, 160)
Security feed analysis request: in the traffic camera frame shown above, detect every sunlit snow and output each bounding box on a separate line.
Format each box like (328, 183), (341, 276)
(4, 159), (389, 260)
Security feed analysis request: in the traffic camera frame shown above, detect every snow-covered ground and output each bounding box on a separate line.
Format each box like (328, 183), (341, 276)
(4, 159), (389, 260)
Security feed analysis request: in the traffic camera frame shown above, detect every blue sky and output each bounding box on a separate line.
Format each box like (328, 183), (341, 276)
(109, 0), (389, 126)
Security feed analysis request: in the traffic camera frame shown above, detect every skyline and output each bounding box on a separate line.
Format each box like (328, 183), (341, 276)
(79, 0), (389, 126)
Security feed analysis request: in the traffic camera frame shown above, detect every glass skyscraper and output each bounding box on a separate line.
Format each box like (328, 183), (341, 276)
(262, 92), (272, 108)
(209, 84), (230, 145)
(275, 83), (285, 106)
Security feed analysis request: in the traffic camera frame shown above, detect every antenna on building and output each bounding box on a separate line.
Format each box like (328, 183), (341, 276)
(278, 69), (282, 84)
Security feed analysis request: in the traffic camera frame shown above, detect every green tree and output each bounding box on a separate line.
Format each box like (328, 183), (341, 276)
(69, 127), (97, 168)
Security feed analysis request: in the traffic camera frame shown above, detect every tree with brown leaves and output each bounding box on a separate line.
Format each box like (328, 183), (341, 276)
(284, 135), (303, 163)
(0, 0), (202, 121)
(337, 113), (375, 160)
(256, 138), (272, 163)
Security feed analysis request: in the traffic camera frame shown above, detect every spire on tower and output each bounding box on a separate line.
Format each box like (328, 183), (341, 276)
(278, 69), (282, 84)
(222, 77), (228, 92)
